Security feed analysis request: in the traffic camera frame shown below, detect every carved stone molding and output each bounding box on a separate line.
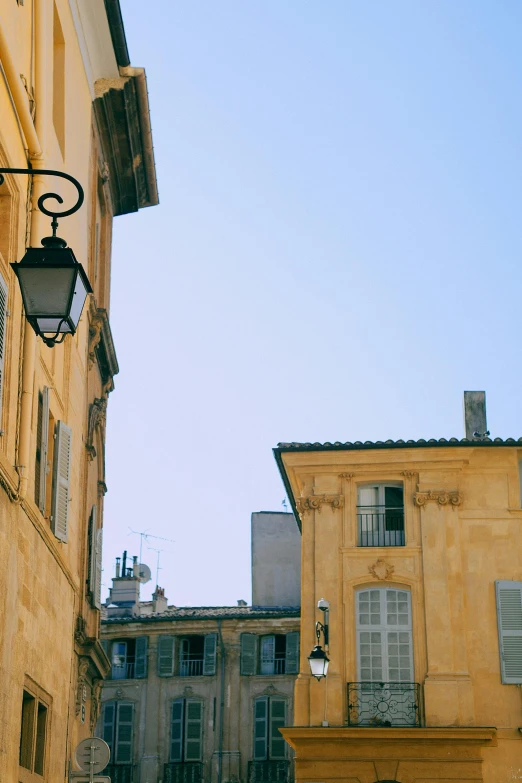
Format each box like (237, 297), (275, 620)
(401, 471), (417, 479)
(115, 688), (124, 699)
(88, 302), (119, 393)
(339, 473), (355, 479)
(369, 558), (395, 581)
(90, 679), (103, 732)
(183, 686), (194, 698)
(414, 489), (462, 508)
(296, 494), (344, 515)
(76, 657), (90, 716)
(74, 615), (88, 646)
(86, 397), (107, 461)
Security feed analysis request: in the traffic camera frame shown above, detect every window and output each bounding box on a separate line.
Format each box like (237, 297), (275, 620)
(356, 588), (413, 682)
(101, 701), (134, 765)
(104, 637), (148, 680)
(253, 697), (286, 760)
(240, 633), (299, 676)
(179, 634), (217, 677)
(357, 484), (404, 547)
(34, 398), (72, 544)
(0, 271), (7, 430)
(170, 699), (203, 762)
(495, 580), (522, 684)
(19, 685), (49, 777)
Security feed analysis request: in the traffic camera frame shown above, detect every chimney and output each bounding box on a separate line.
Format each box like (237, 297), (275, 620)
(237, 599), (247, 607)
(464, 391), (489, 440)
(152, 586), (168, 614)
(105, 551), (140, 609)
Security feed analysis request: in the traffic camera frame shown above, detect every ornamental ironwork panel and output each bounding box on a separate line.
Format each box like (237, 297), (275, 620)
(357, 507), (405, 547)
(248, 760), (290, 783)
(164, 762), (204, 783)
(347, 682), (421, 726)
(104, 765), (134, 783)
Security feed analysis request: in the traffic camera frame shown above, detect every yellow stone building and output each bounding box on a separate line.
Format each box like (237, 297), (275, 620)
(275, 394), (522, 782)
(0, 0), (157, 779)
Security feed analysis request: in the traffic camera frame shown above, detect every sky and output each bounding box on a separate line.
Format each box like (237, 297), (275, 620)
(102, 1), (522, 607)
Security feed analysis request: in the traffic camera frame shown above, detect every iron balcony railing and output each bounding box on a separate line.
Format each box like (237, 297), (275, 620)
(260, 657), (286, 675)
(179, 657), (204, 677)
(248, 761), (290, 783)
(357, 506), (405, 547)
(104, 765), (133, 783)
(164, 762), (203, 783)
(347, 682), (421, 727)
(111, 661), (135, 680)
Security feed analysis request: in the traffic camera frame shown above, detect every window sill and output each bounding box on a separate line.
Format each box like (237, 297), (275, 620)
(19, 765), (45, 783)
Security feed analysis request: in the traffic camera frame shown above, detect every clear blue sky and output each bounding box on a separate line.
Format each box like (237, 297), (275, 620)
(103, 1), (522, 606)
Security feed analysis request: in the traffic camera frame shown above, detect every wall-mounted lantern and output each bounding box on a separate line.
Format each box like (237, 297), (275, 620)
(308, 597), (330, 681)
(0, 168), (92, 347)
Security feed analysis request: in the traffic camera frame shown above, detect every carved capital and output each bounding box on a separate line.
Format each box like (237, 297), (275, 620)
(401, 471), (417, 479)
(369, 558), (395, 581)
(339, 473), (355, 479)
(296, 494), (344, 515)
(414, 489), (462, 508)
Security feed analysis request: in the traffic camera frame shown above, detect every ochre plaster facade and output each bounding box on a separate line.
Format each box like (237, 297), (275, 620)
(276, 443), (522, 782)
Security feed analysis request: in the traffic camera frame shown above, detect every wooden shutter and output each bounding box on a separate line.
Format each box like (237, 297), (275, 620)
(158, 636), (175, 677)
(36, 387), (50, 513)
(50, 421), (72, 542)
(184, 700), (203, 761)
(254, 697), (268, 760)
(203, 633), (217, 675)
(496, 580), (522, 684)
(285, 632), (299, 674)
(88, 506), (97, 597)
(102, 702), (115, 752)
(0, 273), (7, 427)
(115, 702), (134, 763)
(241, 633), (258, 675)
(94, 529), (103, 610)
(100, 639), (110, 658)
(134, 636), (148, 678)
(170, 699), (184, 761)
(269, 699), (286, 759)
(260, 636), (275, 675)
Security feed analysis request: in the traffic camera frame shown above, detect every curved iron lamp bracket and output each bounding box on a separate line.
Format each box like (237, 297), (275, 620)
(0, 167), (84, 237)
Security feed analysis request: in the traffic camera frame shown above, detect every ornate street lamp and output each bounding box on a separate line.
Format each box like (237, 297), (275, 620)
(308, 597), (330, 681)
(0, 168), (92, 347)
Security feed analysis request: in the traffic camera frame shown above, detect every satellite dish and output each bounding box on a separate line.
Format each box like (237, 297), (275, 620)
(138, 563), (151, 584)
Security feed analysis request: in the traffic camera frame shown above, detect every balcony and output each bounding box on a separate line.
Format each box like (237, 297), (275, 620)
(111, 662), (135, 680)
(164, 762), (203, 783)
(357, 507), (405, 547)
(347, 682), (421, 727)
(179, 657), (204, 677)
(104, 765), (133, 783)
(248, 761), (290, 783)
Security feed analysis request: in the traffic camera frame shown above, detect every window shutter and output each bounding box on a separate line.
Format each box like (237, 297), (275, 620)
(50, 421), (72, 542)
(88, 505), (97, 595)
(496, 580), (522, 684)
(260, 636), (275, 674)
(94, 529), (103, 610)
(285, 632), (299, 674)
(184, 700), (203, 761)
(36, 387), (50, 513)
(170, 699), (184, 761)
(254, 697), (268, 760)
(101, 639), (110, 658)
(203, 633), (217, 676)
(158, 636), (175, 677)
(269, 699), (286, 759)
(0, 273), (7, 426)
(102, 702), (115, 752)
(240, 633), (258, 675)
(115, 702), (134, 763)
(134, 636), (148, 678)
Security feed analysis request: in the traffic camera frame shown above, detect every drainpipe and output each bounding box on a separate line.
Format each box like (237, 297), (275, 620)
(217, 619), (226, 783)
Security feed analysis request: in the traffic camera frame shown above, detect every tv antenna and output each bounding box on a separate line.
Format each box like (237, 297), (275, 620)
(146, 544), (171, 586)
(282, 499), (288, 511)
(128, 528), (175, 564)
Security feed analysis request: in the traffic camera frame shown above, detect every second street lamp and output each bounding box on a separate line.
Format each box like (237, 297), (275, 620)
(308, 597), (330, 681)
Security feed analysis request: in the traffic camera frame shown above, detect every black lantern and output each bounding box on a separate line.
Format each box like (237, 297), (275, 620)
(0, 167), (90, 347)
(308, 644), (330, 681)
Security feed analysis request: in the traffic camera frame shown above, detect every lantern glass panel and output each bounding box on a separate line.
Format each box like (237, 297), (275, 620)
(36, 317), (73, 334)
(68, 271), (90, 328)
(17, 266), (76, 317)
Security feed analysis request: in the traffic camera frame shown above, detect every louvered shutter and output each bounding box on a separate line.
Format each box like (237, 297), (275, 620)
(115, 702), (134, 763)
(102, 702), (115, 752)
(496, 580), (522, 684)
(203, 633), (217, 675)
(285, 632), (299, 674)
(158, 636), (175, 677)
(50, 421), (72, 542)
(170, 699), (184, 761)
(94, 529), (103, 610)
(254, 697), (268, 760)
(269, 699), (286, 759)
(260, 636), (276, 675)
(100, 639), (110, 658)
(241, 633), (258, 675)
(185, 700), (203, 761)
(0, 273), (7, 427)
(134, 636), (148, 678)
(88, 506), (97, 596)
(36, 387), (50, 513)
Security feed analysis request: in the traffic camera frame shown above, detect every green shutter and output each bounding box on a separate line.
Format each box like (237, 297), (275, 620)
(115, 702), (134, 763)
(269, 699), (286, 759)
(101, 639), (110, 658)
(158, 636), (175, 677)
(36, 387), (50, 513)
(184, 700), (203, 761)
(285, 632), (299, 674)
(135, 636), (148, 678)
(94, 529), (103, 610)
(241, 633), (258, 675)
(254, 697), (268, 760)
(496, 580), (522, 684)
(102, 702), (115, 752)
(88, 506), (97, 596)
(203, 633), (217, 676)
(0, 273), (7, 429)
(50, 421), (72, 542)
(170, 699), (184, 761)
